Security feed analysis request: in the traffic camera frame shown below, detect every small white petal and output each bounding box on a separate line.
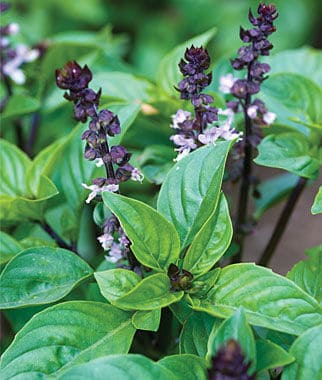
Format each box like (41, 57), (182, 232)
(10, 69), (25, 84)
(247, 105), (258, 119)
(263, 111), (276, 125)
(23, 49), (39, 62)
(171, 109), (191, 129)
(219, 73), (237, 94)
(95, 158), (104, 167)
(8, 23), (19, 35)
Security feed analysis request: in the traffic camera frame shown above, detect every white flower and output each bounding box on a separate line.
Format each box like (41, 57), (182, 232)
(105, 243), (124, 263)
(198, 127), (221, 145)
(218, 108), (235, 125)
(131, 167), (144, 183)
(82, 182), (119, 204)
(247, 105), (258, 119)
(8, 23), (19, 35)
(95, 158), (104, 167)
(219, 122), (242, 141)
(171, 109), (191, 129)
(263, 111), (276, 125)
(97, 233), (114, 250)
(170, 134), (197, 150)
(170, 134), (197, 161)
(219, 73), (237, 94)
(3, 44), (39, 84)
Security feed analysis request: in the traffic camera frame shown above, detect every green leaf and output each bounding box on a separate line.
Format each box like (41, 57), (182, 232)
(0, 232), (23, 265)
(95, 269), (141, 303)
(157, 141), (232, 249)
(266, 47), (322, 87)
(256, 339), (294, 372)
(57, 354), (175, 380)
(102, 192), (180, 271)
(0, 140), (59, 222)
(255, 133), (320, 179)
(0, 302), (136, 379)
(137, 145), (176, 185)
(311, 186), (322, 215)
(2, 94), (40, 120)
(192, 264), (322, 336)
(183, 193), (232, 276)
(207, 308), (256, 371)
(157, 28), (216, 96)
(158, 354), (207, 380)
(260, 73), (322, 131)
(0, 247), (93, 309)
(104, 273), (184, 311)
(287, 246), (322, 304)
(281, 325), (322, 380)
(91, 72), (157, 103)
(132, 309), (161, 332)
(253, 173), (299, 220)
(180, 312), (220, 357)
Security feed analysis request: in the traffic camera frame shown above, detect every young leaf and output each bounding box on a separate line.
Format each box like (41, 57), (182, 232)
(255, 339), (294, 372)
(57, 354), (175, 380)
(311, 186), (322, 215)
(132, 309), (161, 332)
(0, 302), (136, 379)
(0, 140), (58, 222)
(266, 47), (322, 87)
(1, 94), (40, 120)
(260, 73), (322, 131)
(157, 141), (231, 249)
(137, 145), (176, 185)
(183, 193), (232, 276)
(192, 264), (322, 336)
(281, 325), (322, 380)
(253, 173), (299, 221)
(102, 192), (180, 271)
(207, 308), (256, 371)
(180, 312), (221, 357)
(91, 72), (157, 103)
(287, 246), (322, 304)
(106, 273), (184, 311)
(0, 247), (93, 309)
(157, 27), (216, 97)
(0, 232), (23, 265)
(95, 269), (141, 303)
(255, 133), (320, 179)
(158, 354), (208, 380)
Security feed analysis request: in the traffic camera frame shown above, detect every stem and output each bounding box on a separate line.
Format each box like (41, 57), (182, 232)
(257, 176), (307, 267)
(39, 222), (77, 253)
(233, 94), (253, 263)
(26, 112), (40, 157)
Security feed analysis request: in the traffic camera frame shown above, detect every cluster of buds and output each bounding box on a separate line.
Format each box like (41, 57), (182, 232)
(208, 339), (255, 380)
(97, 215), (130, 264)
(219, 3), (278, 127)
(0, 2), (39, 84)
(55, 61), (143, 204)
(171, 46), (240, 161)
(167, 263), (193, 292)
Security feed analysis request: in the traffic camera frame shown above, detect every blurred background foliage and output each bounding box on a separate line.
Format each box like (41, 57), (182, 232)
(4, 0), (322, 78)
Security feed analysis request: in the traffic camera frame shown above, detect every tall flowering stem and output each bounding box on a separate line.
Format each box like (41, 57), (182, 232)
(227, 3), (278, 262)
(171, 46), (240, 161)
(56, 61), (143, 269)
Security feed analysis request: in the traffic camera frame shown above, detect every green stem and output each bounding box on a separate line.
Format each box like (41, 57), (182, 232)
(257, 176), (307, 267)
